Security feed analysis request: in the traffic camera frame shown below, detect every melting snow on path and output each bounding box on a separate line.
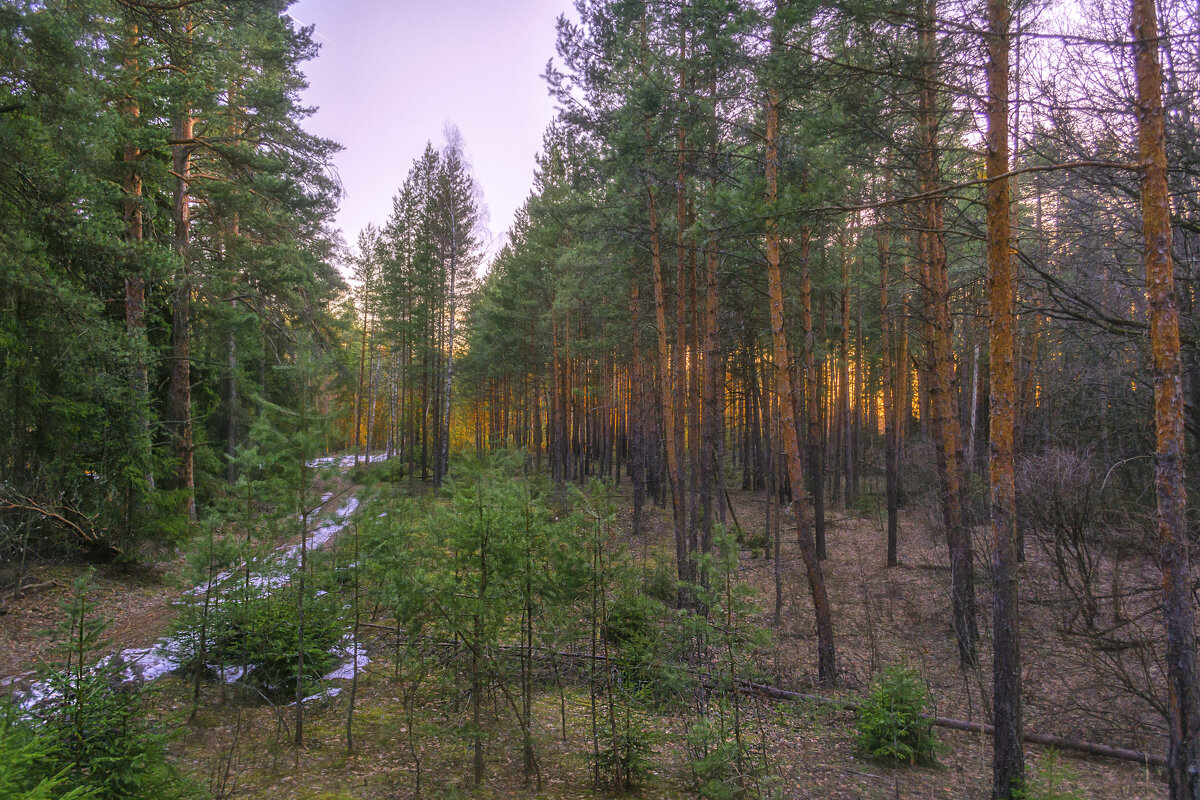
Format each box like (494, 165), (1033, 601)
(7, 460), (384, 709)
(307, 452), (391, 469)
(187, 497), (359, 599)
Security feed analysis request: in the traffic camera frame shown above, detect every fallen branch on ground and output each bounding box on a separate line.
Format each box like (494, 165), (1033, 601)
(354, 627), (1168, 769)
(736, 679), (1167, 768)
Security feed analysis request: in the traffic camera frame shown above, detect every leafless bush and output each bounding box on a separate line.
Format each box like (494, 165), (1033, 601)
(1018, 447), (1168, 743)
(1017, 448), (1111, 631)
(900, 440), (946, 549)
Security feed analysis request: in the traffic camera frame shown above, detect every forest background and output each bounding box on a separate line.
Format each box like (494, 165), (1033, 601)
(4, 0), (1200, 798)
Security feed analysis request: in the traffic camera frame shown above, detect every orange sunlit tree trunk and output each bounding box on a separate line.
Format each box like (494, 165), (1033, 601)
(764, 80), (835, 684)
(985, 0), (1023, 794)
(1132, 0), (1200, 795)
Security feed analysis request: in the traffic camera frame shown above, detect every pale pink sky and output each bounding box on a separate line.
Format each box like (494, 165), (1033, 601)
(290, 0), (572, 258)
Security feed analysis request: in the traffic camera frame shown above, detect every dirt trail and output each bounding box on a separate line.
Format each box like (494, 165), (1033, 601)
(0, 458), (368, 701)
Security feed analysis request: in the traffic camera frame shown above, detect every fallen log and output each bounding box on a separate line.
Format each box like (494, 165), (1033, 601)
(343, 630), (1168, 769)
(736, 679), (1166, 768)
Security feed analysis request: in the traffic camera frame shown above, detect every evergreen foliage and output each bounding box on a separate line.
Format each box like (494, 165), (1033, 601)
(855, 663), (939, 766)
(0, 0), (344, 557)
(32, 573), (206, 800)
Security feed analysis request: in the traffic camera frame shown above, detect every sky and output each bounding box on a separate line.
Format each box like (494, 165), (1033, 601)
(288, 0), (574, 262)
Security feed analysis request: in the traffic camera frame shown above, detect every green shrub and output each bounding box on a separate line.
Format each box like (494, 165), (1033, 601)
(597, 710), (657, 792)
(222, 586), (342, 695)
(0, 704), (93, 799)
(741, 531), (768, 557)
(35, 573), (207, 800)
(686, 711), (761, 800)
(605, 591), (660, 646)
(170, 583), (343, 696)
(855, 663), (938, 765)
(642, 561), (678, 605)
(850, 491), (882, 517)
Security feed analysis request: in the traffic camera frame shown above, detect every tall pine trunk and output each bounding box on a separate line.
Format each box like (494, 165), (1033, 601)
(122, 18), (152, 498)
(1132, 0), (1200, 794)
(920, 0), (977, 667)
(800, 229), (826, 556)
(877, 223), (900, 567)
(985, 0), (1023, 793)
(171, 91), (195, 519)
(765, 85), (835, 684)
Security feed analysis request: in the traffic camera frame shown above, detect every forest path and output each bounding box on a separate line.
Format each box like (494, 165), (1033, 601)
(0, 455), (371, 702)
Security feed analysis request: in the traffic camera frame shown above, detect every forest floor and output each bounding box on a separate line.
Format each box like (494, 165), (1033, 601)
(0, 464), (1168, 799)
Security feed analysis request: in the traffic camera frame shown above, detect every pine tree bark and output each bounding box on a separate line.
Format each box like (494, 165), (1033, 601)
(839, 229), (854, 511)
(672, 28), (695, 595)
(877, 223), (900, 567)
(122, 18), (152, 495)
(799, 229), (826, 557)
(171, 93), (195, 519)
(353, 263), (373, 468)
(765, 86), (836, 684)
(1132, 0), (1200, 794)
(439, 223), (455, 486)
(700, 204), (721, 558)
(644, 126), (688, 601)
(919, 0), (977, 667)
(986, 0), (1023, 793)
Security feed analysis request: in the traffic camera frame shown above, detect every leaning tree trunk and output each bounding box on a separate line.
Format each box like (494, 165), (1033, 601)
(1132, 0), (1200, 795)
(764, 85), (836, 685)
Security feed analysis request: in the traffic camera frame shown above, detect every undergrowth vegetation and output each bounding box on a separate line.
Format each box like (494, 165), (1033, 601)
(6, 574), (206, 800)
(855, 663), (939, 766)
(2, 452), (1145, 799)
(344, 452), (779, 796)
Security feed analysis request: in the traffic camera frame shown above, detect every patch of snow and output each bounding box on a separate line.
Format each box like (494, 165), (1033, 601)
(8, 456), (369, 710)
(322, 634), (370, 681)
(0, 671), (33, 687)
(306, 453), (392, 469)
(111, 646), (180, 683)
(289, 687), (342, 705)
(218, 665), (245, 684)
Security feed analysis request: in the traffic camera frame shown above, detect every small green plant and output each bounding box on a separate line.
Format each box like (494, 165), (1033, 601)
(850, 491), (883, 517)
(605, 591), (660, 646)
(687, 712), (756, 800)
(169, 582), (343, 697)
(641, 560), (677, 605)
(35, 573), (207, 800)
(1013, 749), (1085, 800)
(0, 703), (94, 799)
(597, 708), (657, 793)
(855, 663), (938, 765)
(742, 531), (768, 558)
